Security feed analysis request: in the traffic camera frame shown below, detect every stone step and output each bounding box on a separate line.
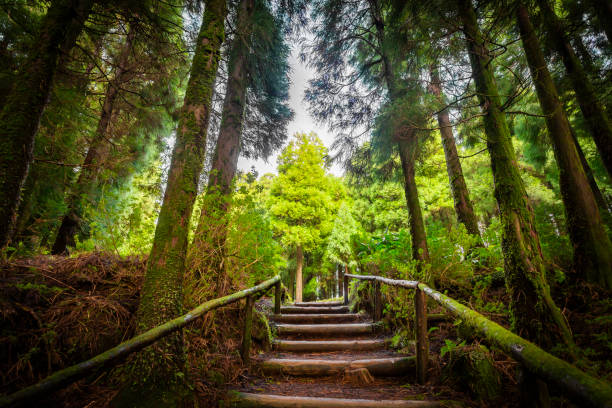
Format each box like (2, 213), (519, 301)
(273, 339), (387, 352)
(231, 393), (443, 407)
(293, 301), (345, 307)
(276, 323), (374, 336)
(272, 313), (365, 324)
(258, 356), (415, 377)
(280, 305), (350, 314)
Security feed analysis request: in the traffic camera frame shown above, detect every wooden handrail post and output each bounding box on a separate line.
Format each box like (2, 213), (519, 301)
(274, 281), (281, 314)
(374, 280), (382, 322)
(343, 275), (349, 305)
(241, 295), (255, 365)
(414, 287), (428, 383)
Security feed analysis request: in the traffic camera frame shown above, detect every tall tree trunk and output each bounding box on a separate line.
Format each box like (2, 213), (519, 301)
(538, 0), (612, 179)
(0, 0), (93, 248)
(457, 0), (573, 350)
(398, 138), (430, 264)
(190, 0), (254, 296)
(295, 245), (304, 303)
(517, 4), (612, 289)
(112, 1), (226, 406)
(338, 264), (344, 298)
(367, 0), (430, 265)
(458, 1), (576, 402)
(429, 65), (482, 241)
(51, 27), (135, 255)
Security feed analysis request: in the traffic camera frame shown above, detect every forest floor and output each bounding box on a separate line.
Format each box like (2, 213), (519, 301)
(1, 252), (610, 407)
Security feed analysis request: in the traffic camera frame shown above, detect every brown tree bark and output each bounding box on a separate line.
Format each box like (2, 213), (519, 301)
(0, 0), (93, 248)
(296, 244), (304, 303)
(52, 27), (135, 255)
(112, 1), (227, 405)
(190, 0), (254, 296)
(367, 0), (430, 266)
(538, 0), (612, 179)
(398, 137), (430, 264)
(517, 3), (612, 289)
(457, 0), (574, 349)
(429, 66), (482, 241)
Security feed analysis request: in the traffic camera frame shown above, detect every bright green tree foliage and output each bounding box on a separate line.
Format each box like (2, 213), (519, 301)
(269, 132), (339, 301)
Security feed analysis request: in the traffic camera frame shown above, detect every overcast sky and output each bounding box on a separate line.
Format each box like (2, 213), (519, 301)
(237, 45), (344, 177)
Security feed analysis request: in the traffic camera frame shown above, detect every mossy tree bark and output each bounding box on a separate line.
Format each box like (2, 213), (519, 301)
(456, 0), (574, 350)
(190, 0), (254, 296)
(51, 27), (135, 255)
(296, 244), (304, 302)
(538, 0), (612, 179)
(517, 3), (612, 289)
(0, 0), (93, 248)
(429, 65), (482, 241)
(113, 1), (226, 406)
(367, 0), (430, 266)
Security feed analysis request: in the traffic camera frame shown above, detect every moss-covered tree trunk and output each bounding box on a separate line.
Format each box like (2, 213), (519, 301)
(517, 3), (612, 289)
(112, 2), (226, 406)
(51, 28), (135, 255)
(0, 0), (93, 248)
(190, 0), (254, 296)
(538, 0), (612, 179)
(458, 1), (576, 401)
(295, 244), (304, 302)
(456, 0), (573, 352)
(429, 66), (481, 241)
(398, 137), (430, 264)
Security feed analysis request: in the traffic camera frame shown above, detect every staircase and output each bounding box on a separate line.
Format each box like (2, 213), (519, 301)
(230, 301), (448, 407)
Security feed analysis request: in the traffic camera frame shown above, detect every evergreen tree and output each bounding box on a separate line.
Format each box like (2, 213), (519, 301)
(269, 132), (337, 302)
(190, 0), (292, 295)
(113, 0), (227, 404)
(516, 2), (612, 289)
(0, 0), (94, 248)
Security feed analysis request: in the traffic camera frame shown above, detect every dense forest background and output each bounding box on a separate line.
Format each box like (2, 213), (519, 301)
(0, 0), (611, 406)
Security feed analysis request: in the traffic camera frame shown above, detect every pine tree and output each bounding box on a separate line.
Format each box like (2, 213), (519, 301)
(269, 133), (337, 302)
(0, 0), (94, 248)
(112, 0), (227, 404)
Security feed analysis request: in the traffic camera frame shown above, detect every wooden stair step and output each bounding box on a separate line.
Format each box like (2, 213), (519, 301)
(280, 305), (350, 314)
(293, 301), (345, 307)
(273, 339), (387, 352)
(230, 393), (443, 407)
(272, 313), (365, 324)
(258, 356), (415, 377)
(276, 323), (373, 336)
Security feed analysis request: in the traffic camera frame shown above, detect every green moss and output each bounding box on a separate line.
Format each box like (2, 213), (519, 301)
(442, 345), (501, 401)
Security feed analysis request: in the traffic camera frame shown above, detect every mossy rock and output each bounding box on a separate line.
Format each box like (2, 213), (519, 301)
(252, 310), (272, 351)
(441, 345), (501, 401)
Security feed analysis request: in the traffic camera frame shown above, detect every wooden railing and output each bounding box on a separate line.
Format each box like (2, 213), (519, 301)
(0, 275), (282, 408)
(344, 273), (612, 408)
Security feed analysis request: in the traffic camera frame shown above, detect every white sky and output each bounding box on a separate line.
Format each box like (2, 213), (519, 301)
(237, 46), (344, 177)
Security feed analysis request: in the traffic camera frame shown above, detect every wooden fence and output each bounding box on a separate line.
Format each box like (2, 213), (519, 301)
(0, 276), (282, 408)
(344, 273), (612, 408)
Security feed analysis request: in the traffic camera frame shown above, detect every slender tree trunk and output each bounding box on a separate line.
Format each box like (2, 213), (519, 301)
(51, 28), (135, 255)
(367, 0), (430, 265)
(296, 245), (304, 303)
(190, 0), (254, 296)
(112, 1), (226, 406)
(429, 66), (481, 241)
(517, 4), (612, 289)
(457, 0), (574, 354)
(398, 138), (430, 264)
(0, 0), (93, 248)
(338, 264), (344, 298)
(538, 0), (612, 179)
